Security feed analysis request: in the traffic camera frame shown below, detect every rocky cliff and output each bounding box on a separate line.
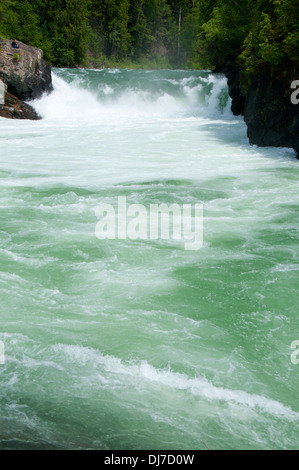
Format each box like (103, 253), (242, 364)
(224, 62), (299, 158)
(0, 39), (53, 120)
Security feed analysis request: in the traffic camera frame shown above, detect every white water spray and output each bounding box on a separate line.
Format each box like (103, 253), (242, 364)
(32, 70), (232, 122)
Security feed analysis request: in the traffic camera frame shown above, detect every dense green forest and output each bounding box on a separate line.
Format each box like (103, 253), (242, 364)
(0, 0), (298, 76)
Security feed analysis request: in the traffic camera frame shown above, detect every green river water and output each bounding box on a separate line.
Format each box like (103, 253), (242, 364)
(0, 68), (298, 450)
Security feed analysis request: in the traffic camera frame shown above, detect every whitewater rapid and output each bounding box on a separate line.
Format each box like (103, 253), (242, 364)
(0, 68), (298, 450)
(32, 70), (232, 121)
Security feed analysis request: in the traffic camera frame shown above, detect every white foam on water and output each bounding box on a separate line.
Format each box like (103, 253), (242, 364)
(32, 75), (103, 121)
(31, 71), (231, 122)
(1, 68), (298, 450)
(101, 84), (114, 95)
(53, 344), (299, 422)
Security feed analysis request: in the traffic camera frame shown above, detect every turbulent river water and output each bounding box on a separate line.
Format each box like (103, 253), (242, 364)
(0, 68), (298, 450)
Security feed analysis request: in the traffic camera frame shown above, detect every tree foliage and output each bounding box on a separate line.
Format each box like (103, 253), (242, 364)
(0, 0), (297, 74)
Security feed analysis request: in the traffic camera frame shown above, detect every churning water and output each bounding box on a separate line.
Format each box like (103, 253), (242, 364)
(0, 68), (298, 450)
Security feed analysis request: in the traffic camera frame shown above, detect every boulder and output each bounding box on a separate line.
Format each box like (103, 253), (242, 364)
(0, 91), (41, 120)
(0, 39), (53, 101)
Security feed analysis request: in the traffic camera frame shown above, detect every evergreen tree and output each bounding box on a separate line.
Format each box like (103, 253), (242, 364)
(0, 0), (298, 74)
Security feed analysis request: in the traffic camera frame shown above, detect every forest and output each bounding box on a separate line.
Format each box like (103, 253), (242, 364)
(0, 0), (298, 78)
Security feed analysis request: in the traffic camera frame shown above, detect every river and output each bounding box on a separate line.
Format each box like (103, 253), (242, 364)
(0, 68), (298, 450)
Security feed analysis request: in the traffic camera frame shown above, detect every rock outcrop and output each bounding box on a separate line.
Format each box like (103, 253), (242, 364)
(243, 64), (299, 156)
(0, 39), (53, 100)
(0, 39), (52, 120)
(224, 61), (299, 157)
(223, 62), (246, 117)
(0, 90), (41, 120)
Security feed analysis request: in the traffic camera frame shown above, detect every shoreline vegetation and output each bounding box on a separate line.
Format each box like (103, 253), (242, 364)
(0, 0), (298, 155)
(0, 1), (297, 76)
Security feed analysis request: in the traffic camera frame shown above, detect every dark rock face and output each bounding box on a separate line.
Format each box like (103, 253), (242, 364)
(243, 64), (299, 154)
(0, 39), (52, 120)
(224, 61), (299, 155)
(0, 39), (53, 100)
(0, 91), (41, 120)
(223, 62), (246, 116)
